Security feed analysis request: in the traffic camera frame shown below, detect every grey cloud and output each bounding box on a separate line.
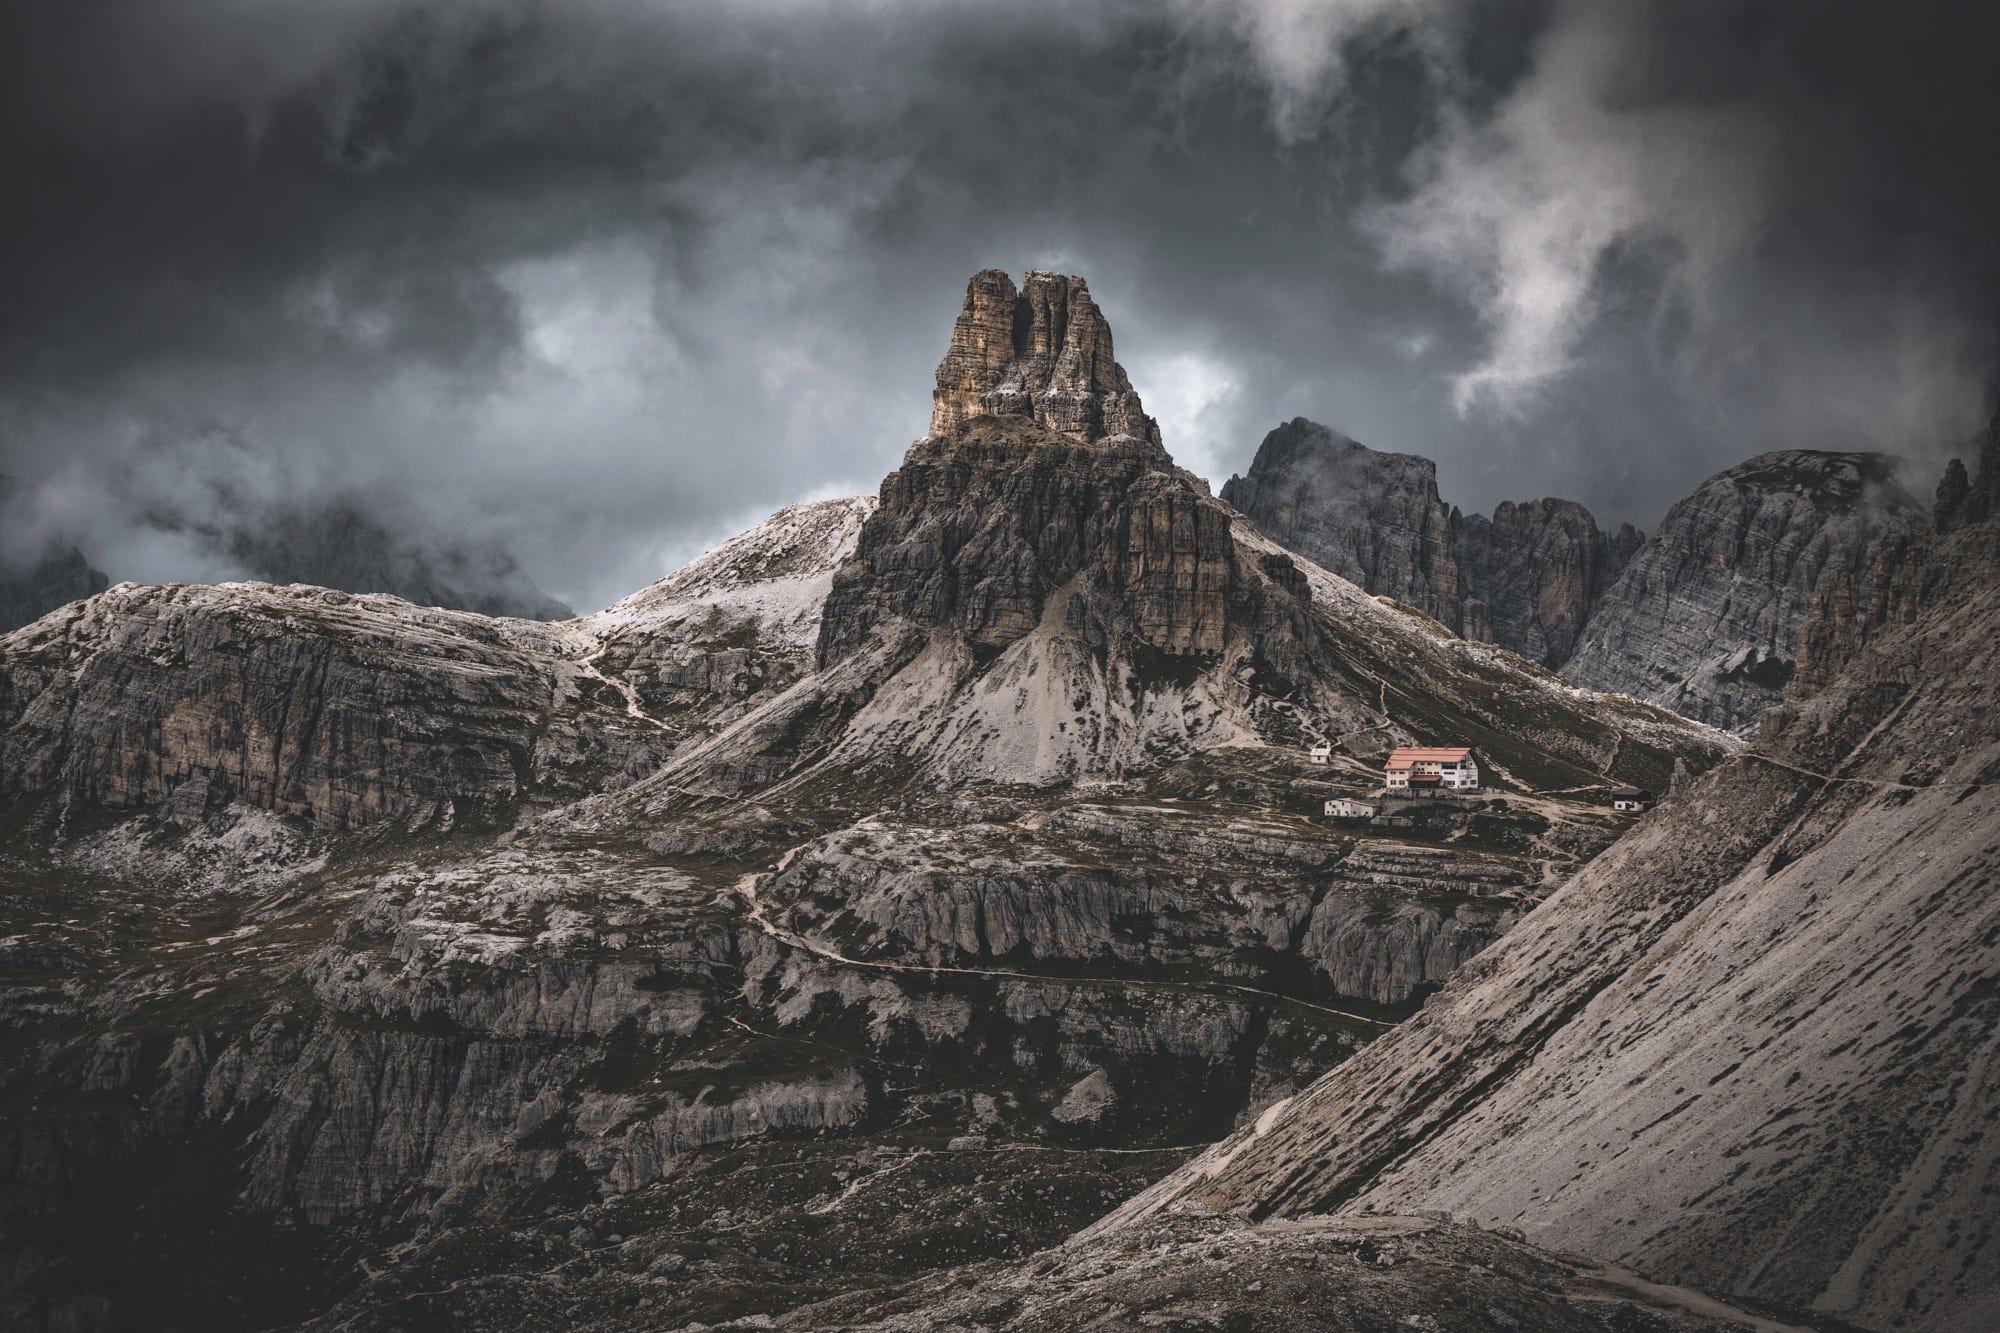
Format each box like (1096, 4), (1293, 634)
(1, 1), (1993, 612)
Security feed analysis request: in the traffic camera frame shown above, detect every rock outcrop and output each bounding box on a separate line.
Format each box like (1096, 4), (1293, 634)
(819, 419), (1247, 666)
(1100, 480), (2000, 1331)
(1561, 449), (1926, 730)
(1220, 419), (1640, 666)
(0, 270), (1746, 1332)
(930, 269), (1161, 447)
(0, 583), (566, 830)
(1220, 419), (1463, 631)
(1455, 499), (1643, 665)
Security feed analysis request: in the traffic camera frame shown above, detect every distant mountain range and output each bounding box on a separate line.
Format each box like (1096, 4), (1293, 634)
(0, 489), (570, 632)
(1224, 419), (1932, 730)
(216, 500), (573, 621)
(1, 271), (1993, 1330)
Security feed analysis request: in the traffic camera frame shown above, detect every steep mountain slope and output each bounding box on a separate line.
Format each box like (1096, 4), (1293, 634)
(2, 584), (547, 831)
(0, 270), (1737, 1331)
(1221, 418), (1641, 666)
(576, 496), (877, 740)
(1561, 450), (1926, 729)
(1099, 462), (2000, 1330)
(1219, 419), (1464, 632)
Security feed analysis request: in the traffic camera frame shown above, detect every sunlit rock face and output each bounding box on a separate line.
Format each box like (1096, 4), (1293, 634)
(929, 268), (1161, 448)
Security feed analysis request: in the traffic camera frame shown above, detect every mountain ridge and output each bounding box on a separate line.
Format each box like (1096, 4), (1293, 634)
(1090, 446), (2000, 1330)
(0, 271), (1777, 1332)
(1220, 418), (1643, 667)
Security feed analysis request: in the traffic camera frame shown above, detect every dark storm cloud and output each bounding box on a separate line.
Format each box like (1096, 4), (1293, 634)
(1, 1), (1994, 607)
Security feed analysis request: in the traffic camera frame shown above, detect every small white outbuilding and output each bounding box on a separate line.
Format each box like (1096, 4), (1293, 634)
(1324, 797), (1376, 820)
(1309, 744), (1332, 765)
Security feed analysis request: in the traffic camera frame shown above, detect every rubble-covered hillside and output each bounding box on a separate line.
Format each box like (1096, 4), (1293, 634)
(1096, 443), (2000, 1331)
(1, 271), (1751, 1331)
(1559, 449), (1926, 729)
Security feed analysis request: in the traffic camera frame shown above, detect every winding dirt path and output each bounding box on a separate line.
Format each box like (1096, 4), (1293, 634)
(731, 842), (1397, 1030)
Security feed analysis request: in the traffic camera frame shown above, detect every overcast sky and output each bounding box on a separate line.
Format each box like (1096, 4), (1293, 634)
(3, 0), (1996, 610)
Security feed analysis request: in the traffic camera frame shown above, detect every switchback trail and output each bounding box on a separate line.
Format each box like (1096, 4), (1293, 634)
(731, 842), (1398, 1031)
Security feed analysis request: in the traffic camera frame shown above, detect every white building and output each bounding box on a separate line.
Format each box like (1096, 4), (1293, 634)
(1384, 745), (1479, 793)
(1610, 787), (1655, 812)
(1324, 797), (1376, 820)
(1308, 744), (1332, 765)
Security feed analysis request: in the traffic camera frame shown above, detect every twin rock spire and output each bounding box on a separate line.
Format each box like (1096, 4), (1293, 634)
(930, 269), (1163, 448)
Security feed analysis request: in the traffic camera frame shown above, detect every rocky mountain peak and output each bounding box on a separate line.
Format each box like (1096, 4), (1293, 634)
(930, 268), (1161, 447)
(1221, 418), (1634, 667)
(1562, 448), (1926, 730)
(1934, 405), (1999, 532)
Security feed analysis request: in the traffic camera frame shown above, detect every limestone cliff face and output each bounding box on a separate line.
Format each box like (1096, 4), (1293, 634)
(1219, 419), (1462, 632)
(1221, 418), (1635, 666)
(1455, 499), (1640, 666)
(819, 419), (1250, 667)
(930, 269), (1160, 447)
(0, 583), (564, 830)
(821, 273), (1326, 742)
(1797, 413), (2000, 692)
(1561, 449), (1926, 730)
(1103, 498), (2000, 1333)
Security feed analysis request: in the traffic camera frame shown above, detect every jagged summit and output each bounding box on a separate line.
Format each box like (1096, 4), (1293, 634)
(1094, 472), (2000, 1332)
(1561, 447), (1925, 730)
(1222, 418), (1640, 667)
(930, 268), (1162, 447)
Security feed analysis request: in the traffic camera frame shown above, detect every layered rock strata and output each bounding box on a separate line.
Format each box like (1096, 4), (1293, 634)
(1101, 468), (2000, 1331)
(930, 269), (1161, 447)
(1220, 418), (1640, 666)
(1561, 449), (1926, 729)
(0, 583), (564, 830)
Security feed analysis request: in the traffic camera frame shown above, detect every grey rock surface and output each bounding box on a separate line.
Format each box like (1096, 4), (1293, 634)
(1221, 418), (1639, 666)
(1221, 419), (1464, 633)
(930, 268), (1160, 447)
(1104, 481), (2000, 1331)
(1560, 449), (1925, 729)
